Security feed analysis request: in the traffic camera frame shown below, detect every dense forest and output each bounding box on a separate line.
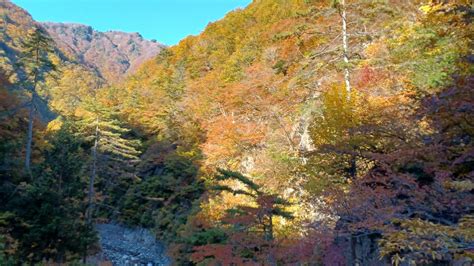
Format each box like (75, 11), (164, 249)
(0, 0), (473, 265)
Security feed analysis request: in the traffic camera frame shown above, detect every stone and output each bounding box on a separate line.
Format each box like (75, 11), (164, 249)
(95, 223), (170, 266)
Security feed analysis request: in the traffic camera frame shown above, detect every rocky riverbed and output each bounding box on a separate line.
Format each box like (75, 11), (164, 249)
(93, 223), (170, 266)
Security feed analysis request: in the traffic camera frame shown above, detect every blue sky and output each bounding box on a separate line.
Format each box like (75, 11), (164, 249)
(12, 0), (252, 45)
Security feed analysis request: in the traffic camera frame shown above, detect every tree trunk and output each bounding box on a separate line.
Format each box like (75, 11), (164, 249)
(86, 117), (99, 224)
(351, 235), (358, 265)
(24, 95), (35, 175)
(268, 215), (274, 241)
(340, 0), (351, 98)
(265, 215), (277, 266)
(339, 0), (358, 179)
(349, 153), (357, 178)
(25, 46), (40, 176)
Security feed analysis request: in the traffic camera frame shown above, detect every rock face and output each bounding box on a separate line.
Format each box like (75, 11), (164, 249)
(95, 223), (170, 266)
(41, 22), (165, 83)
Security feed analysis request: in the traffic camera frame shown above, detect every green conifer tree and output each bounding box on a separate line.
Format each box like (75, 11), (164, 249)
(79, 98), (141, 223)
(17, 27), (57, 174)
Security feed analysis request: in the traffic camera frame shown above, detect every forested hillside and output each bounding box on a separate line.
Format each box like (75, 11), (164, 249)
(0, 0), (473, 265)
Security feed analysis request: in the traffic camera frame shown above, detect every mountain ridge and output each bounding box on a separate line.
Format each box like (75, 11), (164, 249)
(1, 0), (164, 84)
(41, 21), (165, 83)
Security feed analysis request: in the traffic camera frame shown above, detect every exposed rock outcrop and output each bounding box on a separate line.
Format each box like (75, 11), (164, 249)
(94, 223), (170, 266)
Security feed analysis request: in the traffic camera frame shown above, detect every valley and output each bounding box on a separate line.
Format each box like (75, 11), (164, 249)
(0, 0), (473, 265)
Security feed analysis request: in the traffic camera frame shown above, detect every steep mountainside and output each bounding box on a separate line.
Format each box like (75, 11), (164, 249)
(0, 0), (472, 264)
(42, 22), (165, 83)
(0, 0), (36, 77)
(0, 0), (163, 84)
(112, 0), (472, 264)
(0, 0), (165, 119)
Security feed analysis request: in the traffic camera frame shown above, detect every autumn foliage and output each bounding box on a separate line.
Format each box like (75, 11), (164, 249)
(0, 0), (473, 264)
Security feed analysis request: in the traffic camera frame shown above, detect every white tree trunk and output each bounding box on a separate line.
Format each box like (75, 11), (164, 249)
(340, 0), (351, 98)
(340, 0), (357, 178)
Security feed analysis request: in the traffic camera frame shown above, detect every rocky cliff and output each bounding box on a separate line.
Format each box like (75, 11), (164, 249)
(91, 223), (170, 266)
(42, 22), (165, 83)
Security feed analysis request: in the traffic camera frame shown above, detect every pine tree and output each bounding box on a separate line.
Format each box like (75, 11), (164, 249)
(213, 169), (293, 242)
(17, 27), (57, 175)
(1, 124), (97, 263)
(79, 98), (141, 223)
(191, 169), (293, 265)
